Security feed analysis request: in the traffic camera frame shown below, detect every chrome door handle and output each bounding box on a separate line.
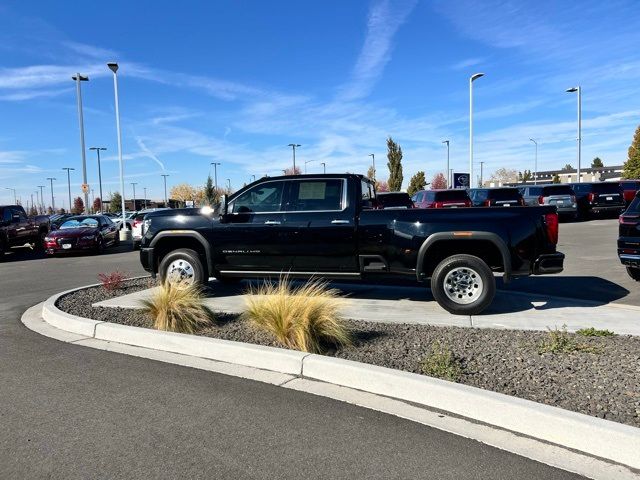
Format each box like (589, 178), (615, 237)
(264, 220), (281, 225)
(331, 219), (350, 224)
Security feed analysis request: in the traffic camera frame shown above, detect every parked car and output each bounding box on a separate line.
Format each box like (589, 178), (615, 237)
(620, 180), (640, 206)
(132, 208), (171, 249)
(468, 187), (524, 207)
(139, 174), (564, 315)
(0, 205), (50, 257)
(44, 215), (119, 255)
(618, 190), (640, 281)
(375, 192), (414, 209)
(570, 182), (625, 219)
(519, 184), (577, 220)
(412, 189), (472, 208)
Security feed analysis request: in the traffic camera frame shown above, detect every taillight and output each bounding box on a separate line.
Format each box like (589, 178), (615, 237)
(619, 215), (639, 225)
(544, 212), (559, 245)
(434, 201), (444, 208)
(483, 199), (491, 206)
(133, 219), (142, 227)
(587, 192), (595, 202)
(464, 200), (471, 207)
(571, 195), (576, 204)
(519, 198), (525, 206)
(537, 195), (544, 205)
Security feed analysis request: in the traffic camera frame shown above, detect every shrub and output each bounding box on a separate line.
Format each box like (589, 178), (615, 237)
(141, 282), (213, 333)
(98, 271), (127, 292)
(420, 341), (463, 381)
(538, 325), (601, 354)
(243, 277), (350, 353)
(576, 327), (615, 337)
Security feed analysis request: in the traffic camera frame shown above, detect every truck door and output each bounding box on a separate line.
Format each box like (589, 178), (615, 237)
(11, 207), (30, 245)
(285, 178), (358, 273)
(214, 179), (295, 273)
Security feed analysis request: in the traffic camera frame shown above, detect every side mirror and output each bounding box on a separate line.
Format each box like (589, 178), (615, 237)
(218, 194), (228, 217)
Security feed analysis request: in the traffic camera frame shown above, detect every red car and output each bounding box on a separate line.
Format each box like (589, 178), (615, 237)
(412, 189), (472, 208)
(44, 215), (119, 255)
(620, 180), (640, 206)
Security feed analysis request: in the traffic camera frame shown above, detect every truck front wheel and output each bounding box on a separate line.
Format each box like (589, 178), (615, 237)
(158, 248), (207, 286)
(430, 254), (496, 315)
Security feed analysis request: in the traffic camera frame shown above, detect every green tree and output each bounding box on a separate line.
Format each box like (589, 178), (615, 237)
(518, 170), (533, 182)
(109, 192), (122, 213)
(386, 137), (403, 191)
(407, 171), (426, 196)
(561, 164), (573, 172)
(29, 205), (38, 216)
(367, 165), (376, 181)
(72, 196), (84, 214)
(204, 175), (216, 206)
(591, 157), (604, 168)
(552, 173), (561, 184)
(46, 206), (54, 215)
(623, 124), (640, 179)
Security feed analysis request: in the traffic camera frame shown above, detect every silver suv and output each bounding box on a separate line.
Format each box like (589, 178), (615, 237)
(519, 185), (577, 219)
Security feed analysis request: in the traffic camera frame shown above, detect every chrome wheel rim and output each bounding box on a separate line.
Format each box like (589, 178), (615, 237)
(443, 267), (483, 305)
(166, 259), (195, 284)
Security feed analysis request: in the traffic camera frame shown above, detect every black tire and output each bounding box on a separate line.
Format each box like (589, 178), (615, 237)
(430, 254), (496, 315)
(132, 240), (140, 250)
(627, 267), (640, 282)
(114, 234), (120, 247)
(95, 237), (104, 254)
(158, 248), (206, 286)
(33, 230), (47, 251)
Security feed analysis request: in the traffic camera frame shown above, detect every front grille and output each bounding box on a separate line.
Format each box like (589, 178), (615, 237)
(57, 238), (77, 246)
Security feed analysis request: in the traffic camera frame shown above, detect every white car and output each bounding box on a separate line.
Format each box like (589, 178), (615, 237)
(131, 208), (170, 249)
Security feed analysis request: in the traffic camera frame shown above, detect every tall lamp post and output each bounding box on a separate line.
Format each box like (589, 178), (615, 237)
(37, 185), (45, 213)
(143, 187), (147, 209)
(469, 73), (484, 188)
(479, 161), (485, 187)
(107, 62), (127, 236)
(131, 182), (138, 211)
(210, 162), (221, 191)
(89, 147), (106, 209)
(320, 162), (326, 174)
(566, 86), (582, 183)
(5, 187), (16, 204)
(304, 159), (315, 173)
(288, 144), (301, 174)
(368, 153), (375, 180)
(46, 177), (56, 211)
(442, 140), (450, 187)
(72, 73), (90, 214)
(529, 138), (538, 185)
(161, 174), (169, 207)
(62, 168), (74, 213)
(226, 179), (231, 191)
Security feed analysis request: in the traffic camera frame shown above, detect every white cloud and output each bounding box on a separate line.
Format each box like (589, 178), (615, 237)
(451, 57), (486, 70)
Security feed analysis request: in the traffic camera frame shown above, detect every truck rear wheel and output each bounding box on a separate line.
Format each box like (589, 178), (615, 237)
(158, 248), (206, 286)
(627, 267), (640, 282)
(430, 254), (495, 315)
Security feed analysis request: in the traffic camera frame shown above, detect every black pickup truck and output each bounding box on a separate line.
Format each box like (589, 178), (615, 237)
(618, 190), (640, 281)
(0, 205), (50, 257)
(140, 174), (564, 315)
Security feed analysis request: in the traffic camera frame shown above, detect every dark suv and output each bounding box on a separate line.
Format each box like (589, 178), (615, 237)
(519, 185), (577, 219)
(570, 182), (625, 219)
(412, 189), (472, 208)
(468, 188), (524, 207)
(618, 191), (640, 281)
(620, 180), (640, 206)
(375, 192), (414, 209)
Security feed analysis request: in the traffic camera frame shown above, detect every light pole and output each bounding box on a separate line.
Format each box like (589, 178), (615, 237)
(251, 174), (256, 182)
(442, 140), (450, 187)
(368, 153), (375, 180)
(91, 189), (95, 212)
(288, 144), (300, 174)
(5, 187), (16, 204)
(529, 138), (538, 185)
(143, 187), (147, 209)
(479, 161), (485, 187)
(37, 185), (45, 213)
(161, 174), (169, 207)
(449, 169), (454, 187)
(72, 73), (90, 214)
(469, 73), (484, 188)
(46, 177), (56, 211)
(62, 168), (74, 213)
(304, 159), (315, 173)
(320, 162), (326, 174)
(107, 62), (127, 234)
(210, 162), (221, 191)
(89, 147), (106, 209)
(566, 86), (582, 183)
(226, 179), (231, 191)
(131, 182), (138, 211)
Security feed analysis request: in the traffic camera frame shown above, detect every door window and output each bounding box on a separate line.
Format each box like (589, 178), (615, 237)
(230, 181), (285, 213)
(289, 179), (344, 211)
(2, 208), (11, 223)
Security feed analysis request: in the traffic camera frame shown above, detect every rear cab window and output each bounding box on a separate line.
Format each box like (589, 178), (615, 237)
(542, 185), (574, 196)
(488, 188), (520, 200)
(289, 179), (344, 212)
(592, 183), (622, 194)
(434, 190), (470, 202)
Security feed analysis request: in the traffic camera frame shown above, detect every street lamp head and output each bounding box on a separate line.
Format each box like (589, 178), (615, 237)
(529, 138), (537, 144)
(566, 87), (578, 93)
(89, 147), (107, 151)
(442, 140), (449, 145)
(71, 74), (89, 81)
(470, 73), (485, 82)
(288, 143), (301, 148)
(107, 62), (119, 73)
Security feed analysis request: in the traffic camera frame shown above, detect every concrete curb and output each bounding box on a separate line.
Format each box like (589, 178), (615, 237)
(40, 283), (640, 473)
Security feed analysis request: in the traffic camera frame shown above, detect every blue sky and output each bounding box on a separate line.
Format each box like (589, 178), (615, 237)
(1, 0), (640, 207)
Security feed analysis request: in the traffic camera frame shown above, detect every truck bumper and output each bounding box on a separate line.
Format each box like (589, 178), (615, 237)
(140, 247), (156, 277)
(532, 252), (564, 275)
(619, 254), (640, 268)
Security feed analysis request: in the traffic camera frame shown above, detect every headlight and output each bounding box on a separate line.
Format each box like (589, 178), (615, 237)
(44, 237), (53, 242)
(81, 235), (96, 240)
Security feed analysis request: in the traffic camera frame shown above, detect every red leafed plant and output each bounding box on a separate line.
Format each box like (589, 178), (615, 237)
(98, 271), (127, 292)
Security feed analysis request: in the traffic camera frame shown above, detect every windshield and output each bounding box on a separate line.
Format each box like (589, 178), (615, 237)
(434, 190), (470, 201)
(592, 183), (621, 194)
(59, 218), (99, 229)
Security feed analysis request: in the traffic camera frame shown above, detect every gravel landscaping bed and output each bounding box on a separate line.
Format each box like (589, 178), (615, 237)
(57, 279), (640, 428)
